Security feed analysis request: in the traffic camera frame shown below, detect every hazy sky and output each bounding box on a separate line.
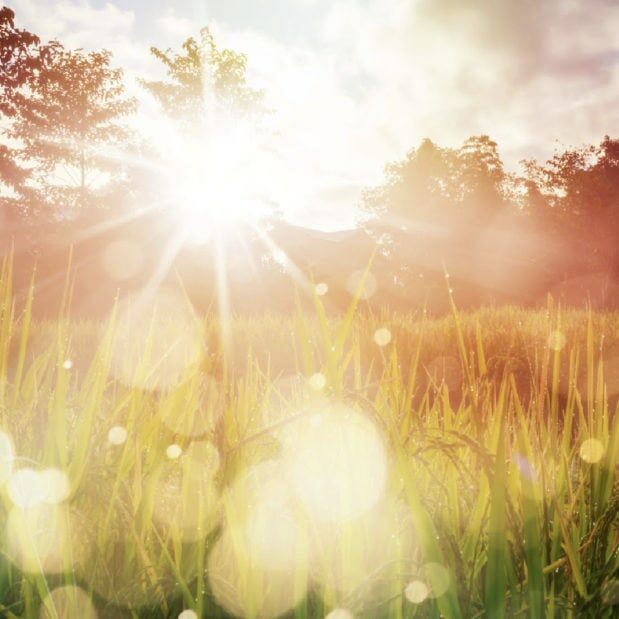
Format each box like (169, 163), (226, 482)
(10, 0), (619, 229)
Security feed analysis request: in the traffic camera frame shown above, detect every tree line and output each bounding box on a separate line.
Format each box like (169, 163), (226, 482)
(1, 5), (619, 313)
(0, 6), (262, 224)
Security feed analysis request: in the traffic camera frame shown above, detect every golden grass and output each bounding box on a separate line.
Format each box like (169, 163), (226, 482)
(0, 254), (618, 618)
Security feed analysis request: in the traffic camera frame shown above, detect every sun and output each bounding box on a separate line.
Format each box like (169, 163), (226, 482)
(155, 115), (274, 244)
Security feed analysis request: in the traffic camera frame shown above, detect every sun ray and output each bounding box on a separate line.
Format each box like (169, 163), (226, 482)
(251, 224), (314, 295)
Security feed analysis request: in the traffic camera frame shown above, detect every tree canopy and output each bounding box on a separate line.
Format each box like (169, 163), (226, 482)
(2, 42), (136, 219)
(140, 27), (263, 130)
(362, 135), (509, 232)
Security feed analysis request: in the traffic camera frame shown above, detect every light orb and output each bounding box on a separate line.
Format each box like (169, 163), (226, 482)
(283, 405), (388, 523)
(5, 504), (91, 574)
(240, 472), (307, 571)
(373, 327), (392, 347)
(39, 585), (97, 619)
(420, 562), (450, 598)
(315, 282), (329, 296)
(207, 526), (308, 619)
(325, 610), (355, 619)
(309, 373), (326, 391)
(548, 330), (566, 351)
(579, 438), (605, 464)
(405, 579), (429, 604)
(108, 426), (128, 446)
(310, 499), (417, 610)
(7, 468), (47, 508)
(0, 430), (15, 484)
(223, 461), (307, 567)
(39, 468), (71, 504)
(166, 444), (183, 459)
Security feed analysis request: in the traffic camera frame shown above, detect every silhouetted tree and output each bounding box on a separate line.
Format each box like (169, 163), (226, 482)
(524, 136), (619, 274)
(0, 6), (47, 117)
(362, 139), (456, 228)
(1, 6), (50, 222)
(456, 135), (507, 221)
(3, 36), (137, 220)
(362, 135), (508, 230)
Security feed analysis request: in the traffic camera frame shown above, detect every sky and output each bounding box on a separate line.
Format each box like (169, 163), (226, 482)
(9, 0), (619, 230)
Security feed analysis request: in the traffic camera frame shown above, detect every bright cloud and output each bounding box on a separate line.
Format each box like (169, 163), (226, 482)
(11, 0), (134, 46)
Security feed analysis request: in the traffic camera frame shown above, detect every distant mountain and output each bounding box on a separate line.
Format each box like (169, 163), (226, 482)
(2, 209), (617, 318)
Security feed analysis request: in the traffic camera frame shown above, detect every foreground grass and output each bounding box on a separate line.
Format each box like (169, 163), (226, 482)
(0, 257), (618, 618)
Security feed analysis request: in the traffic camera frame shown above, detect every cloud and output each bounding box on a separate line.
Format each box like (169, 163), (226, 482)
(157, 7), (194, 39)
(10, 1), (155, 92)
(7, 0), (619, 228)
(11, 0), (135, 48)
(320, 0), (619, 166)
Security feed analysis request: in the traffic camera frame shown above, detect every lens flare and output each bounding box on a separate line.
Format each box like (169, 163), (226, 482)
(373, 327), (392, 347)
(325, 610), (355, 619)
(225, 463), (309, 572)
(310, 499), (416, 610)
(309, 373), (327, 391)
(405, 579), (429, 604)
(39, 468), (71, 504)
(245, 500), (305, 571)
(283, 405), (388, 523)
(39, 586), (97, 619)
(315, 282), (329, 296)
(548, 330), (566, 351)
(151, 440), (221, 541)
(5, 504), (91, 574)
(7, 468), (47, 508)
(0, 430), (14, 484)
(579, 438), (605, 463)
(207, 525), (308, 619)
(166, 444), (183, 459)
(420, 562), (450, 598)
(108, 425), (128, 446)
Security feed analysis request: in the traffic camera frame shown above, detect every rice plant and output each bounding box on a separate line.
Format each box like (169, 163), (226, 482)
(0, 254), (618, 618)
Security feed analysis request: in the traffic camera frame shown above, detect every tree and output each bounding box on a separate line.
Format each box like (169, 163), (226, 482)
(0, 6), (46, 118)
(138, 27), (278, 234)
(4, 45), (137, 218)
(456, 135), (506, 220)
(361, 135), (508, 231)
(1, 6), (51, 214)
(524, 137), (619, 273)
(359, 135), (516, 300)
(140, 27), (263, 130)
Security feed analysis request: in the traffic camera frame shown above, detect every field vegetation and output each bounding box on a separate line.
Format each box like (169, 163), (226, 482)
(0, 256), (618, 618)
